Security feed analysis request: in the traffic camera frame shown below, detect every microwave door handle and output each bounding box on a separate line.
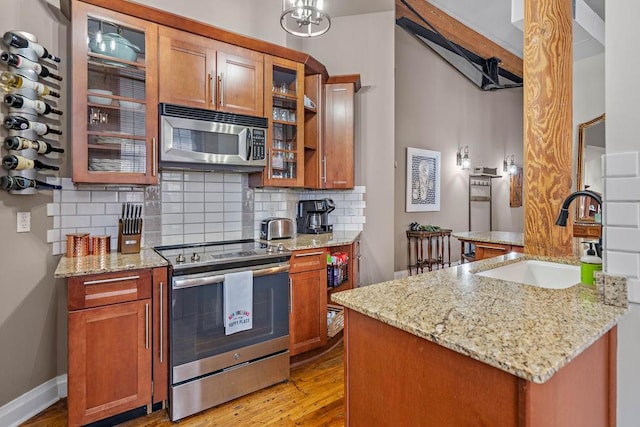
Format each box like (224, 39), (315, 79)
(247, 129), (252, 160)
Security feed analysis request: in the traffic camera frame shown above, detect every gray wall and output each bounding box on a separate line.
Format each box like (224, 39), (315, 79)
(0, 0), (69, 406)
(394, 27), (524, 271)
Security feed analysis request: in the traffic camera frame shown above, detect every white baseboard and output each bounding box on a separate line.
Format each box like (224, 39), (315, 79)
(0, 375), (67, 427)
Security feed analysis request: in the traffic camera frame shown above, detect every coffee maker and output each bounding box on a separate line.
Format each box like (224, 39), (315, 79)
(296, 199), (335, 234)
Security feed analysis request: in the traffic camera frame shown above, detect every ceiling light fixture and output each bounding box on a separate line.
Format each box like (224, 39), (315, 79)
(281, 0), (331, 38)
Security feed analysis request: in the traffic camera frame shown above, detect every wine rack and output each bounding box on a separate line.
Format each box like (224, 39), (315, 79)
(0, 30), (63, 194)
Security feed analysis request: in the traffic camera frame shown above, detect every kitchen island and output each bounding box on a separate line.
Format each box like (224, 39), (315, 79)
(453, 230), (524, 262)
(332, 253), (627, 426)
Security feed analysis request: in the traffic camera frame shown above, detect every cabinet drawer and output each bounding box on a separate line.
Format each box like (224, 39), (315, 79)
(68, 270), (152, 311)
(475, 243), (510, 260)
(573, 224), (602, 239)
(289, 249), (328, 273)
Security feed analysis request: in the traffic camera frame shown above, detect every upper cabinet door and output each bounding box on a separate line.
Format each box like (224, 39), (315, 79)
(158, 27), (263, 117)
(158, 27), (216, 110)
(71, 1), (158, 185)
(324, 82), (355, 189)
(216, 46), (264, 117)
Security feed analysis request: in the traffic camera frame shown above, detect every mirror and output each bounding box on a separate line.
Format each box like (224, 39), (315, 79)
(576, 113), (605, 220)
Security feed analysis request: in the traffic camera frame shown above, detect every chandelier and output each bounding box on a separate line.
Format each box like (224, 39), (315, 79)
(281, 0), (331, 38)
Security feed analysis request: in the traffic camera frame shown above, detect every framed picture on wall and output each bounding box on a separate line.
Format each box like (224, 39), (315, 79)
(406, 147), (441, 212)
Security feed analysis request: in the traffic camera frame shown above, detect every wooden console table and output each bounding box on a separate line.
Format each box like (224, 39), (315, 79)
(406, 229), (452, 275)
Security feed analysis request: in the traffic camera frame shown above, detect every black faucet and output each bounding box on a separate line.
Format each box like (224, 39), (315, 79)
(555, 190), (603, 257)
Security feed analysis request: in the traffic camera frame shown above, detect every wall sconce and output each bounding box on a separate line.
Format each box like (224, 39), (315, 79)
(457, 146), (470, 170)
(503, 154), (518, 175)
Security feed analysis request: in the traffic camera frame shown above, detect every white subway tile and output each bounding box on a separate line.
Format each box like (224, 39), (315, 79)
(184, 213), (205, 223)
(225, 192), (242, 202)
(344, 223), (361, 231)
(224, 202), (242, 212)
(205, 192), (224, 203)
(606, 228), (640, 252)
(184, 171), (205, 182)
(60, 228), (76, 238)
(54, 216), (60, 229)
(184, 234), (205, 244)
(162, 202), (183, 214)
(91, 215), (119, 227)
(47, 203), (60, 216)
(162, 181), (183, 192)
(185, 203), (205, 213)
(205, 212), (224, 223)
(224, 231), (242, 240)
(120, 192), (144, 203)
(162, 224), (184, 235)
(91, 191), (118, 203)
(60, 178), (75, 190)
(60, 203), (76, 215)
(53, 242), (62, 256)
(162, 235), (183, 246)
(605, 177), (640, 201)
(205, 182), (224, 193)
(205, 172), (224, 182)
(162, 213), (184, 225)
(224, 182), (242, 193)
(77, 203), (105, 215)
(604, 152), (639, 177)
(53, 190), (60, 202)
(105, 226), (118, 238)
(184, 192), (205, 203)
(161, 171), (183, 181)
(47, 229), (60, 243)
(205, 232), (225, 241)
(62, 215), (91, 228)
(162, 191), (184, 203)
(224, 173), (242, 183)
(205, 222), (224, 233)
(185, 223), (205, 234)
(105, 203), (122, 215)
(606, 203), (639, 227)
(606, 251), (640, 278)
(61, 190), (90, 203)
(332, 223), (345, 231)
(184, 181), (205, 192)
(45, 176), (61, 186)
(351, 216), (366, 224)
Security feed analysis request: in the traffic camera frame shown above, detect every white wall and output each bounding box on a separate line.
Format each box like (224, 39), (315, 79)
(606, 1), (640, 425)
(302, 11), (396, 285)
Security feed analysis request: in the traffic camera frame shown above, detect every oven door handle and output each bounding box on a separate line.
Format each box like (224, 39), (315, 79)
(172, 263), (290, 289)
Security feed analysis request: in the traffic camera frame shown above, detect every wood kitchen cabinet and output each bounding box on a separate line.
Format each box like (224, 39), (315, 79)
(71, 1), (159, 184)
(67, 267), (167, 426)
(473, 242), (524, 261)
(288, 248), (328, 356)
(158, 26), (264, 117)
(327, 238), (361, 300)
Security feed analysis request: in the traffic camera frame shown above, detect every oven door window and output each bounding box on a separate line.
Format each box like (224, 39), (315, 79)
(171, 272), (289, 367)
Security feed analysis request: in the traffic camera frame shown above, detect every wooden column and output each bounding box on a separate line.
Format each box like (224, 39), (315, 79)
(523, 0), (574, 256)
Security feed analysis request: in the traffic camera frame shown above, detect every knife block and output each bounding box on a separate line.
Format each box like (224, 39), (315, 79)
(117, 219), (142, 254)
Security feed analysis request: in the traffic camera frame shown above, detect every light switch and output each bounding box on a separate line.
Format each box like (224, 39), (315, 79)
(17, 212), (30, 233)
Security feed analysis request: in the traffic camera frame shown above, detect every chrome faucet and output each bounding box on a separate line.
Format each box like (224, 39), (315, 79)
(555, 190), (602, 257)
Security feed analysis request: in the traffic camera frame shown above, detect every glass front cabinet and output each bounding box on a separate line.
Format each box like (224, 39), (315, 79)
(71, 2), (158, 184)
(250, 56), (304, 187)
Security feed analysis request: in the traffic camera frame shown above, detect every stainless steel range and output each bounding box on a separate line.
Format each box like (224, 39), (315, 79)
(154, 239), (291, 421)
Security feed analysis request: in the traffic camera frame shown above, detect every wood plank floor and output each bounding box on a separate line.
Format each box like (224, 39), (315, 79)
(21, 342), (344, 427)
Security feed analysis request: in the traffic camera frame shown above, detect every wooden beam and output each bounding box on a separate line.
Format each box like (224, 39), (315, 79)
(523, 0), (574, 256)
(395, 0), (523, 78)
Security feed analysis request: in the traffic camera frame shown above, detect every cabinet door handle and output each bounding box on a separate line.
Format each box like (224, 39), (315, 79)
(267, 149), (272, 180)
(209, 73), (214, 107)
(219, 72), (224, 107)
(289, 277), (293, 314)
(152, 137), (157, 177)
(145, 303), (149, 350)
(83, 275), (140, 286)
(294, 251), (326, 258)
(476, 245), (507, 251)
(159, 281), (163, 363)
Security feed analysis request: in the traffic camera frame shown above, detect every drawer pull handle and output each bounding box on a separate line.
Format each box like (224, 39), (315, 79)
(159, 281), (163, 363)
(83, 275), (140, 286)
(476, 245), (507, 251)
(294, 251), (325, 258)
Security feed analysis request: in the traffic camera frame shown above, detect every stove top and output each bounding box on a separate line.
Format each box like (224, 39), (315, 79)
(154, 239), (290, 272)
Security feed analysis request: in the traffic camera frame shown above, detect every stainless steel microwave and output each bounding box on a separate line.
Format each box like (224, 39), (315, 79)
(159, 103), (268, 172)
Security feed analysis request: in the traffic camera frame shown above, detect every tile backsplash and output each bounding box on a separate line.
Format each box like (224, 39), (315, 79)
(604, 151), (640, 303)
(47, 172), (366, 255)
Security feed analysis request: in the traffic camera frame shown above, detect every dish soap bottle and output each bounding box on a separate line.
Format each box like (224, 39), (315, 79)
(581, 242), (602, 286)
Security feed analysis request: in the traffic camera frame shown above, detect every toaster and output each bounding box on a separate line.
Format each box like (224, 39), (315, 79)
(260, 217), (294, 240)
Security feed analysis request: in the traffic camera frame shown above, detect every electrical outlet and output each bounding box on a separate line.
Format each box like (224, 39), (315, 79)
(17, 212), (30, 233)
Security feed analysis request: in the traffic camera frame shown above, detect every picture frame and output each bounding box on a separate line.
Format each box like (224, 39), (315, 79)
(406, 147), (441, 212)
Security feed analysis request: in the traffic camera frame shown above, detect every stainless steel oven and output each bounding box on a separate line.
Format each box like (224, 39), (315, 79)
(155, 240), (291, 421)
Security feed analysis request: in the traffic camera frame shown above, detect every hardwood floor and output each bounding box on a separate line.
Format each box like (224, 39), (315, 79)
(21, 342), (344, 427)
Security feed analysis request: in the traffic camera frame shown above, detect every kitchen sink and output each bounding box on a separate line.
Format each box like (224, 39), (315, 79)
(475, 260), (580, 289)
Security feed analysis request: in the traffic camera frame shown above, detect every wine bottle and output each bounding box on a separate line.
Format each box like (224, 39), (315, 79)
(0, 175), (62, 191)
(2, 154), (59, 171)
(2, 32), (61, 63)
(0, 51), (63, 81)
(0, 71), (60, 98)
(4, 135), (64, 154)
(3, 116), (62, 136)
(4, 94), (62, 115)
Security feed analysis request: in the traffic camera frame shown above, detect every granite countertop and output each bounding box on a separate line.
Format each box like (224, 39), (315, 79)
(331, 253), (627, 384)
(260, 231), (361, 251)
(452, 230), (524, 247)
(54, 248), (168, 278)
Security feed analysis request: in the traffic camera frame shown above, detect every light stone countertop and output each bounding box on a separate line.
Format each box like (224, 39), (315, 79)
(260, 231), (361, 251)
(452, 231), (524, 247)
(331, 252), (627, 384)
(54, 248), (168, 278)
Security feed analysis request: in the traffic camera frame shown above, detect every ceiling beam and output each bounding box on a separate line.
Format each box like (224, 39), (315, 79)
(395, 0), (523, 78)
